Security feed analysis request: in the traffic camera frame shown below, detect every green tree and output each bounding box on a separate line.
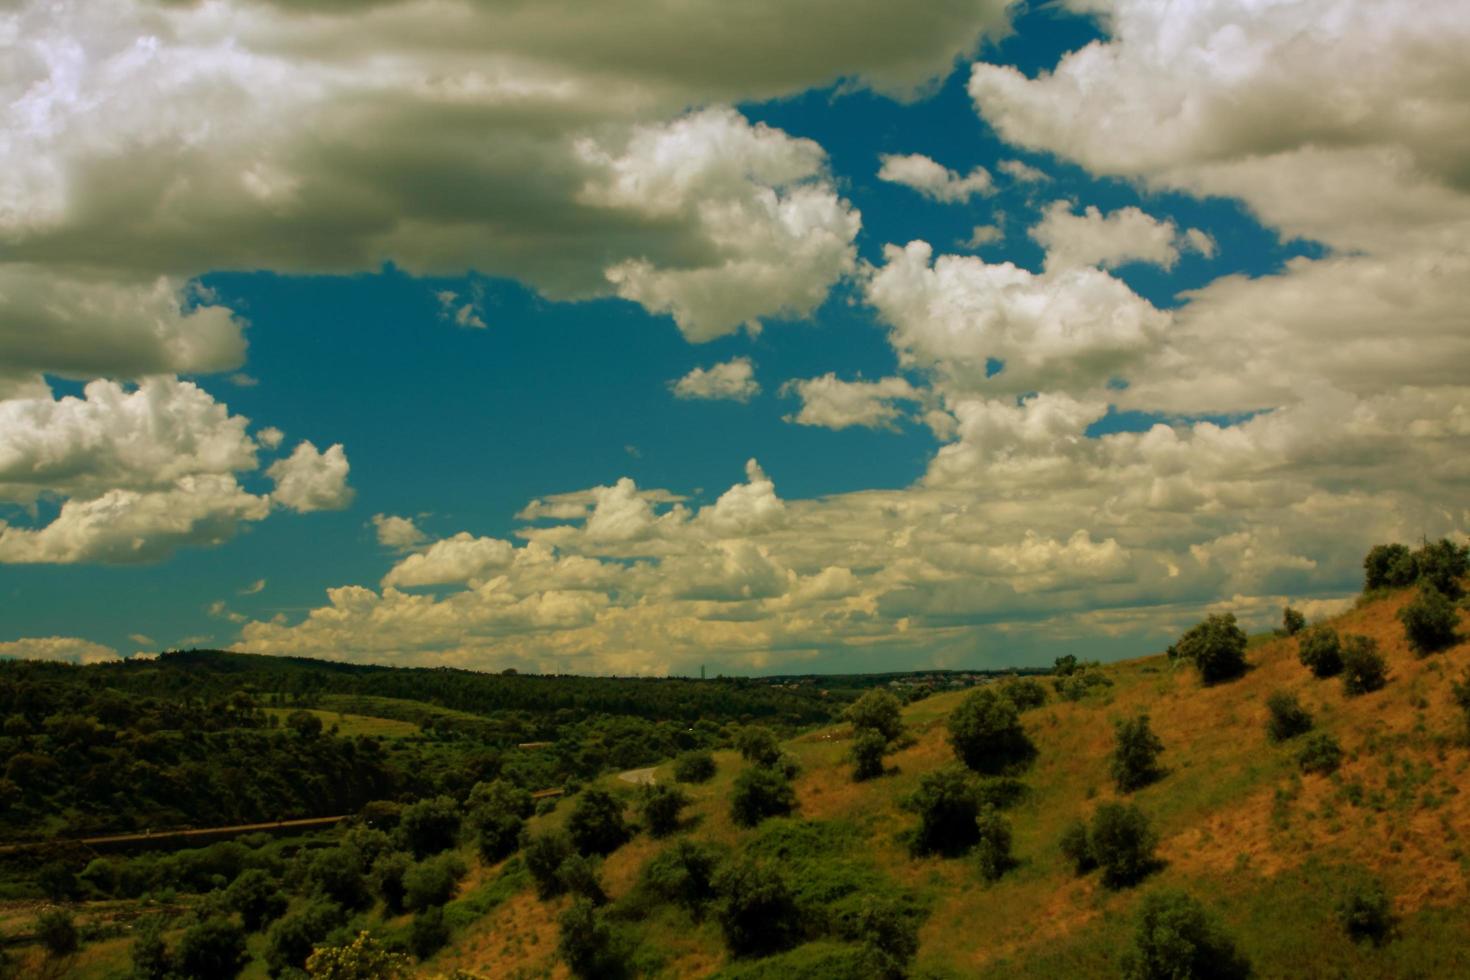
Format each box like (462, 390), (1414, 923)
(907, 765), (980, 857)
(713, 860), (801, 958)
(1174, 613), (1248, 684)
(371, 851), (412, 915)
(1053, 654), (1080, 676)
(974, 805), (1013, 882)
(1297, 733), (1343, 775)
(1363, 543), (1416, 591)
(225, 868), (287, 931)
(1337, 876), (1395, 946)
(403, 854), (466, 911)
(1090, 802), (1158, 889)
(286, 709), (323, 738)
(305, 930), (412, 980)
(673, 750), (716, 783)
(1398, 583), (1458, 655)
(567, 788), (629, 855)
(1297, 625), (1343, 678)
(36, 907), (79, 958)
(999, 677), (1048, 710)
(850, 728), (889, 782)
(730, 766), (797, 828)
(734, 726), (782, 767)
(467, 780), (532, 862)
(1059, 819), (1095, 875)
(556, 853), (607, 905)
(558, 898), (627, 979)
(175, 916), (248, 980)
(130, 915), (173, 980)
(1413, 538), (1469, 599)
(639, 782), (689, 837)
(1340, 635), (1387, 695)
(523, 828), (574, 899)
(1282, 606), (1306, 636)
(408, 906), (449, 960)
(306, 847), (371, 910)
(947, 687), (1035, 775)
(852, 898), (919, 980)
(844, 689), (905, 742)
(1265, 691), (1313, 742)
(637, 839), (722, 918)
(263, 900), (344, 978)
(396, 796), (461, 859)
(1110, 714), (1165, 792)
(1121, 890), (1251, 980)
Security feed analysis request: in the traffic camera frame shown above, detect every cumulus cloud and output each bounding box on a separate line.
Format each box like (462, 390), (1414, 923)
(372, 514), (427, 551)
(383, 533), (516, 588)
(671, 357), (761, 402)
(0, 636), (121, 664)
(877, 153), (994, 203)
(1030, 201), (1212, 272)
(961, 224), (1004, 249)
(267, 442), (354, 513)
(781, 374), (922, 431)
(998, 159), (1048, 183)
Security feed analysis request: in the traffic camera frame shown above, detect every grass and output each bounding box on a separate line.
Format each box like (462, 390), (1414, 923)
(262, 706), (419, 738)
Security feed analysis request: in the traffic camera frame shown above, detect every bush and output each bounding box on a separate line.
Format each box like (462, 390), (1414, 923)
(1298, 733), (1343, 775)
(1121, 890), (1251, 980)
(1265, 691), (1313, 743)
(730, 765), (797, 828)
(1054, 669), (1113, 702)
(371, 852), (412, 915)
(844, 689), (905, 742)
(908, 765), (979, 857)
(1174, 613), (1248, 684)
(396, 796), (461, 859)
(175, 916), (248, 980)
(974, 775), (1028, 810)
(735, 726), (783, 767)
(557, 853), (607, 905)
(264, 900), (344, 977)
(1110, 714), (1165, 792)
(851, 898), (919, 979)
(558, 899), (627, 979)
(673, 750), (717, 784)
(306, 847), (371, 910)
(1059, 819), (1095, 875)
(1364, 543), (1416, 591)
(408, 906), (449, 960)
(946, 687), (1036, 775)
(1399, 583), (1458, 655)
(305, 930), (412, 979)
(1340, 635), (1387, 695)
(713, 860), (801, 958)
(568, 788), (630, 855)
(640, 782), (689, 837)
(1282, 606), (1306, 636)
(130, 915), (172, 980)
(637, 839), (721, 917)
(1451, 670), (1470, 732)
(850, 728), (889, 782)
(36, 907), (78, 957)
(1297, 625), (1343, 678)
(523, 828), (574, 899)
(974, 806), (1013, 882)
(1337, 877), (1395, 945)
(1413, 538), (1469, 599)
(225, 868), (287, 931)
(1090, 802), (1158, 889)
(467, 780), (532, 862)
(403, 854), (466, 911)
(999, 677), (1048, 710)
(1054, 654), (1080, 676)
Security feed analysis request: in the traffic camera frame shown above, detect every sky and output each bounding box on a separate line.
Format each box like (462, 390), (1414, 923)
(2, 0), (1468, 675)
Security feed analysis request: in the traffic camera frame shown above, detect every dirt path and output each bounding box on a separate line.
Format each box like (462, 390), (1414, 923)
(0, 815), (346, 855)
(617, 767), (657, 786)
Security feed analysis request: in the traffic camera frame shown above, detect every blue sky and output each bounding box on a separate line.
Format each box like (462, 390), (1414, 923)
(2, 0), (1466, 673)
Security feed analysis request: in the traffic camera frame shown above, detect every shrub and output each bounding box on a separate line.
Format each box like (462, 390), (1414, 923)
(637, 839), (721, 917)
(1090, 802), (1158, 889)
(403, 854), (466, 911)
(1059, 819), (1095, 875)
(1413, 538), (1469, 599)
(225, 868), (287, 931)
(263, 900), (344, 977)
(1282, 606), (1306, 636)
(1364, 543), (1416, 591)
(558, 899), (627, 979)
(1399, 583), (1458, 655)
(1121, 890), (1251, 980)
(306, 847), (371, 910)
(730, 765), (797, 828)
(408, 906), (449, 960)
(557, 853), (607, 905)
(1110, 714), (1165, 792)
(523, 828), (574, 899)
(1174, 613), (1248, 684)
(640, 782), (689, 837)
(1336, 877), (1395, 945)
(567, 788), (630, 856)
(844, 689), (905, 742)
(1054, 669), (1113, 701)
(947, 687), (1035, 775)
(1297, 625), (1343, 678)
(175, 916), (248, 980)
(1265, 691), (1313, 743)
(974, 776), (1028, 810)
(999, 677), (1048, 710)
(1340, 635), (1387, 695)
(851, 898), (919, 979)
(305, 930), (412, 980)
(396, 796), (461, 859)
(130, 915), (172, 980)
(1297, 733), (1343, 775)
(467, 779), (532, 862)
(1451, 670), (1470, 732)
(36, 907), (78, 957)
(851, 729), (889, 782)
(908, 765), (979, 857)
(713, 860), (801, 958)
(974, 806), (1013, 882)
(371, 851), (412, 915)
(735, 726), (782, 767)
(673, 750), (717, 784)
(1053, 654), (1079, 676)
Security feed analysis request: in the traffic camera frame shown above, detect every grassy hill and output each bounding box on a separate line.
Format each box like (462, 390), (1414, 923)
(429, 586), (1470, 978)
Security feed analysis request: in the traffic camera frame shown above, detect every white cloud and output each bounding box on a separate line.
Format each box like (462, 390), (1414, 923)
(383, 533), (515, 589)
(781, 374), (922, 431)
(671, 357), (761, 402)
(1030, 200), (1211, 272)
(877, 153), (993, 203)
(998, 159), (1048, 183)
(0, 636), (120, 664)
(239, 578), (266, 595)
(961, 224), (1004, 249)
(436, 289), (488, 330)
(267, 441), (354, 513)
(256, 427), (285, 450)
(372, 514), (427, 551)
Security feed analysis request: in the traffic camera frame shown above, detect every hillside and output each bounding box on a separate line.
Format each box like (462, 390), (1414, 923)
(432, 586), (1470, 978)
